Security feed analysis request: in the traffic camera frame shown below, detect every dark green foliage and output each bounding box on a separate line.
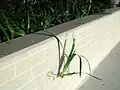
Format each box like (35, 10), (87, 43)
(0, 0), (112, 42)
(89, 0), (113, 14)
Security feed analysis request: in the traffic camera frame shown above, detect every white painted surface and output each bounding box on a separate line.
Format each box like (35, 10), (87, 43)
(77, 36), (120, 90)
(0, 10), (120, 90)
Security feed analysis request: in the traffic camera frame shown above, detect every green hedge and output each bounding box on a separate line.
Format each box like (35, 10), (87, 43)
(0, 0), (113, 42)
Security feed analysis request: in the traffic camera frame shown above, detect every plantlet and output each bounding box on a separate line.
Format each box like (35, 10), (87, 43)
(36, 31), (102, 80)
(57, 38), (82, 78)
(55, 37), (92, 78)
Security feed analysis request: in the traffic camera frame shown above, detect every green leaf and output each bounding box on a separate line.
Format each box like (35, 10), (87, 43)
(57, 39), (67, 77)
(60, 38), (76, 76)
(27, 10), (30, 33)
(2, 13), (15, 39)
(0, 24), (10, 41)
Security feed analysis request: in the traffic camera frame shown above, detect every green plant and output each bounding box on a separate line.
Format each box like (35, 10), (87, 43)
(36, 31), (102, 80)
(0, 12), (26, 42)
(56, 37), (91, 78)
(0, 0), (112, 43)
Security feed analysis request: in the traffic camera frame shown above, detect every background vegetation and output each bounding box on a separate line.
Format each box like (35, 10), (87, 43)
(0, 0), (113, 42)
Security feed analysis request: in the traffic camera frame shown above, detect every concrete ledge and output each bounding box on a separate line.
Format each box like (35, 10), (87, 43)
(0, 7), (120, 90)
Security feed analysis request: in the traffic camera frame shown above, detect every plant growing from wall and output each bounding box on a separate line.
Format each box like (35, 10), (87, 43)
(36, 31), (102, 80)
